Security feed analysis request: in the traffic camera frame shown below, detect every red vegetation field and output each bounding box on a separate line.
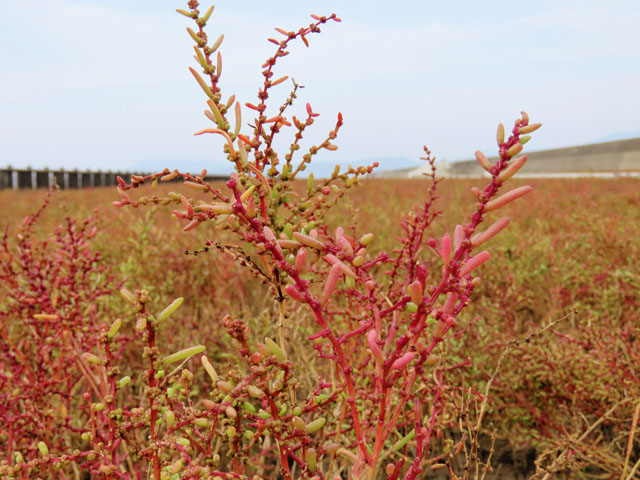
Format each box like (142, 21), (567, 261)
(1, 176), (638, 479)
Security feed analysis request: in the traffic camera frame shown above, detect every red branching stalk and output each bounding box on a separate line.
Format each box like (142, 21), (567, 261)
(0, 188), (120, 477)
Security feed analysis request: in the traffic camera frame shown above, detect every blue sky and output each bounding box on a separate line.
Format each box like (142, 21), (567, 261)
(1, 0), (639, 175)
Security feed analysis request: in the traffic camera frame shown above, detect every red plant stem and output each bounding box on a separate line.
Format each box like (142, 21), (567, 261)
(143, 306), (161, 480)
(250, 16), (339, 171)
(405, 386), (442, 480)
(103, 338), (118, 464)
(236, 338), (294, 480)
(227, 180), (372, 463)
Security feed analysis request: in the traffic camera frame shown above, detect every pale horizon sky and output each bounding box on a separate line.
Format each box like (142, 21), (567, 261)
(1, 0), (639, 175)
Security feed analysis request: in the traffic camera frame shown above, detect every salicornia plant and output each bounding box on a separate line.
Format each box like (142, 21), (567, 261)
(1, 2), (542, 479)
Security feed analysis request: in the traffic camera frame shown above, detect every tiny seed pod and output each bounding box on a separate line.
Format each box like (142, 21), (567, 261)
(460, 251), (491, 276)
(338, 236), (354, 256)
(156, 297), (184, 324)
(225, 406), (238, 419)
(164, 410), (176, 428)
(496, 123), (505, 145)
(390, 352), (415, 371)
(162, 345), (205, 364)
(200, 202), (234, 214)
(202, 399), (216, 410)
(270, 378), (284, 392)
(119, 376), (131, 388)
(306, 448), (317, 473)
(201, 4), (214, 23)
(484, 186), (533, 211)
(518, 122), (541, 134)
(183, 219), (201, 232)
(425, 355), (439, 366)
(345, 275), (355, 289)
(107, 318), (122, 339)
(498, 156), (527, 182)
(475, 150), (491, 172)
(201, 355), (218, 383)
(278, 239), (302, 249)
(211, 34), (224, 53)
(37, 441), (49, 457)
(184, 181), (208, 191)
(506, 143), (523, 158)
(324, 254), (356, 278)
(321, 263), (343, 305)
(292, 416), (306, 431)
(306, 417), (326, 433)
(264, 337), (287, 361)
(176, 8), (196, 19)
(307, 173), (315, 195)
(407, 280), (423, 305)
(292, 232), (324, 250)
(180, 195), (194, 215)
(242, 402), (256, 413)
(359, 233), (374, 245)
(120, 288), (137, 305)
(135, 317), (147, 332)
(161, 171), (178, 182)
(295, 247), (307, 272)
(256, 343), (271, 357)
(470, 217), (511, 247)
(286, 284), (306, 303)
(325, 443), (340, 454)
(405, 302), (418, 313)
(194, 418), (209, 427)
(453, 225), (464, 252)
(217, 380), (233, 393)
(82, 352), (101, 365)
(247, 385), (265, 398)
(170, 459), (183, 474)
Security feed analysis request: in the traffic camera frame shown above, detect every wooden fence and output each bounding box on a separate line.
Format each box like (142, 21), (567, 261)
(0, 168), (226, 190)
